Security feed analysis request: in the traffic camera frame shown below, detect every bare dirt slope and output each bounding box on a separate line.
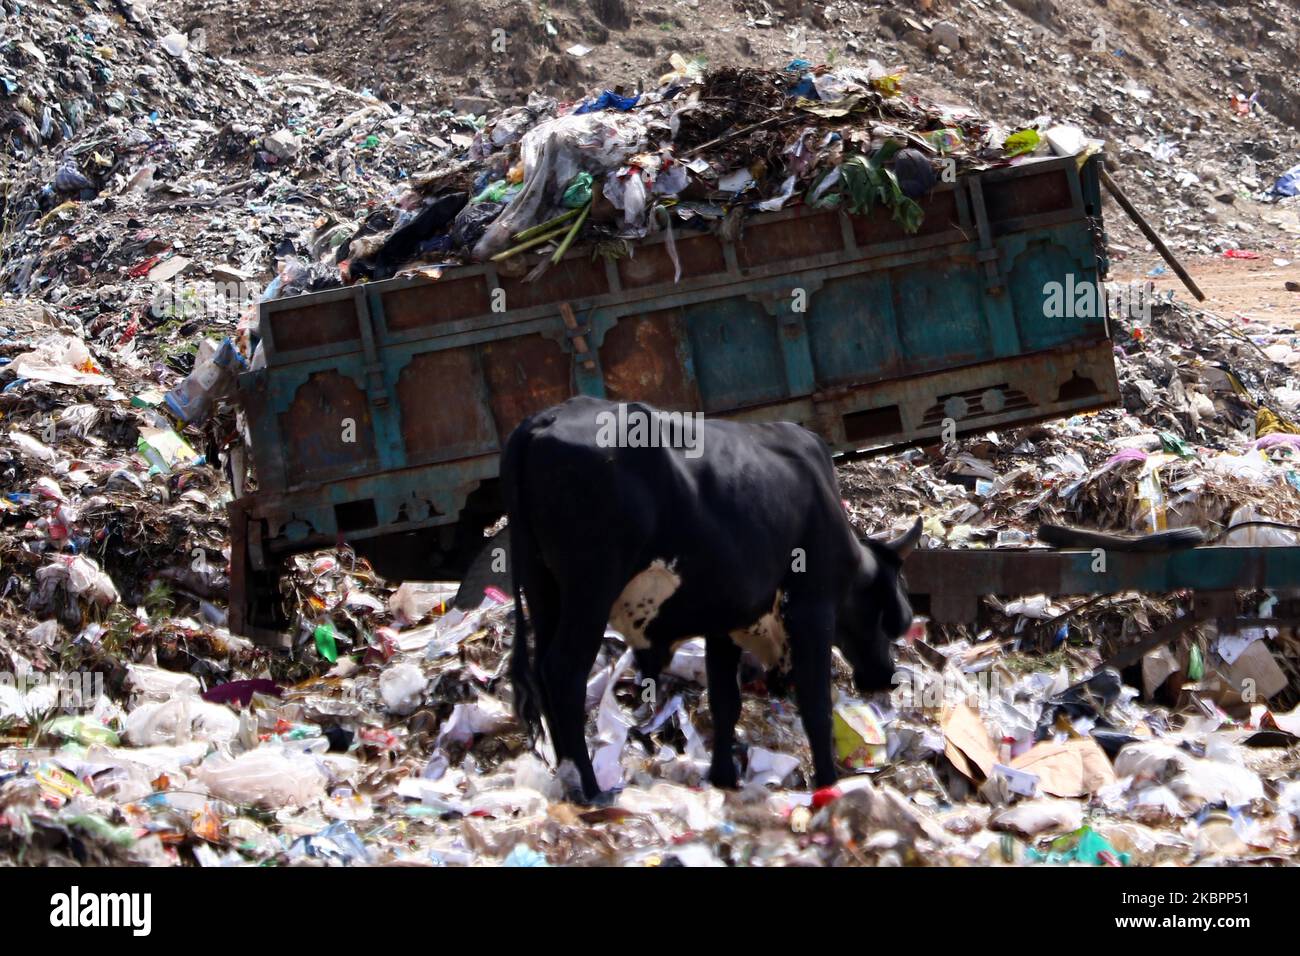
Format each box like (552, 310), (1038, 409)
(158, 0), (1300, 257)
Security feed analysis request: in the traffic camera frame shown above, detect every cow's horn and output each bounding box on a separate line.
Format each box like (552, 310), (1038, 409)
(887, 516), (923, 558)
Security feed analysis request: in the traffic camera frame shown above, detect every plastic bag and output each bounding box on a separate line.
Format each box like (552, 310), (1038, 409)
(1002, 128), (1041, 158)
(561, 172), (593, 208)
(126, 663), (201, 700)
(387, 581), (456, 624)
(124, 696), (240, 746)
(1223, 504), (1300, 546)
(194, 746), (327, 808)
(36, 554), (120, 606)
(164, 337), (246, 423)
(450, 201), (504, 249)
(1273, 162), (1300, 198)
(379, 663), (427, 715)
(1114, 741), (1264, 808)
(574, 90), (640, 115)
(991, 798), (1084, 836)
(473, 112), (649, 260)
(592, 650), (636, 792)
(435, 694), (513, 750)
(10, 334), (111, 386)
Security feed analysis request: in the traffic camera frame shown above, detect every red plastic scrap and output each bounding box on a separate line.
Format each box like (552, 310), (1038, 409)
(128, 255), (163, 277)
(811, 785), (842, 809)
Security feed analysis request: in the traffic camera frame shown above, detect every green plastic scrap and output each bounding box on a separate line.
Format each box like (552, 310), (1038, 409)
(561, 172), (593, 208)
(64, 814), (137, 848)
(472, 179), (521, 204)
(314, 623), (339, 662)
(1027, 826), (1129, 866)
(47, 715), (120, 747)
(1188, 642), (1205, 681)
(1003, 128), (1041, 158)
(1159, 432), (1196, 458)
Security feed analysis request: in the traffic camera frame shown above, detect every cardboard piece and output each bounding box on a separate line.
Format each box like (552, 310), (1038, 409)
(941, 702), (997, 781)
(1221, 640), (1287, 703)
(1010, 738), (1117, 797)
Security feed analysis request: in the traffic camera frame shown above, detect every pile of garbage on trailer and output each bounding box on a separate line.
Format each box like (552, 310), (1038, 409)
(4, 0), (1300, 867)
(329, 55), (1096, 286)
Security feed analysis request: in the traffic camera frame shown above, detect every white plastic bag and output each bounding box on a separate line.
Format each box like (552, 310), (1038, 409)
(473, 112), (649, 259)
(10, 334), (111, 386)
(124, 696), (240, 746)
(194, 746), (327, 808)
(126, 663), (201, 700)
(1114, 740), (1264, 808)
(36, 555), (120, 606)
(379, 662), (427, 715)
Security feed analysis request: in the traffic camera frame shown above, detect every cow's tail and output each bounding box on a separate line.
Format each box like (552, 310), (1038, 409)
(502, 420), (544, 741)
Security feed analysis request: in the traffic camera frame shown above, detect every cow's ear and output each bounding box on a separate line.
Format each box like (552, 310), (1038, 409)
(886, 516), (923, 559)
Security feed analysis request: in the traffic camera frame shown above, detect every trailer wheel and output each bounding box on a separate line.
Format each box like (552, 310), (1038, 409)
(453, 527), (512, 610)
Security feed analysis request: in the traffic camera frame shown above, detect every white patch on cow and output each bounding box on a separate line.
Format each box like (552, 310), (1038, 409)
(609, 559), (681, 649)
(729, 590), (788, 668)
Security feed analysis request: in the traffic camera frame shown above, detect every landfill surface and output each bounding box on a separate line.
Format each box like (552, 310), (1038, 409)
(2, 0), (1300, 867)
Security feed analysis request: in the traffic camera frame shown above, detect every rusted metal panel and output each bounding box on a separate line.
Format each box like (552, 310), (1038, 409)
(737, 208), (845, 268)
(479, 333), (573, 436)
(600, 309), (701, 410)
(267, 297), (359, 354)
(893, 259), (993, 369)
(279, 370), (378, 486)
(382, 274), (493, 332)
(618, 232), (727, 288)
(983, 166), (1074, 228)
(806, 271), (903, 386)
(396, 348), (498, 461)
(497, 256), (610, 310)
(683, 296), (787, 413)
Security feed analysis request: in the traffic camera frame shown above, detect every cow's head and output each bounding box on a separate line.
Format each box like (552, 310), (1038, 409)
(836, 517), (921, 692)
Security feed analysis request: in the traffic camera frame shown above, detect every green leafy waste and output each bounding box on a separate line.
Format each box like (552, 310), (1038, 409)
(1003, 128), (1041, 158)
(830, 148), (925, 234)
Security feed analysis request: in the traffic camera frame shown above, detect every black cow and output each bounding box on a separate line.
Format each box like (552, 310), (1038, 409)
(503, 396), (919, 801)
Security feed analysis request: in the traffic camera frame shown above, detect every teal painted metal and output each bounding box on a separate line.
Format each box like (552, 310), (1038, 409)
(230, 153), (1125, 639)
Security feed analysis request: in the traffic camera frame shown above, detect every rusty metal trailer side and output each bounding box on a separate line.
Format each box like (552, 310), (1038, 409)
(230, 154), (1118, 643)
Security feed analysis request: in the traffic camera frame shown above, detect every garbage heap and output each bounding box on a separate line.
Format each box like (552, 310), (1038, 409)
(7, 286), (1300, 866)
(322, 56), (1088, 289)
(3, 1), (1300, 867)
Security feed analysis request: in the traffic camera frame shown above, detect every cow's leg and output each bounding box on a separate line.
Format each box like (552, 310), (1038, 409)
(538, 602), (609, 803)
(786, 602), (839, 788)
(521, 568), (563, 755)
(705, 633), (743, 789)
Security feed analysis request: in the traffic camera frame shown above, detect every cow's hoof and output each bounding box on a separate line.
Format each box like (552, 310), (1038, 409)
(565, 785), (615, 807)
(708, 761), (740, 790)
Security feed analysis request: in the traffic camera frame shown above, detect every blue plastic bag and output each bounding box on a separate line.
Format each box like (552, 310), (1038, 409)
(574, 90), (639, 115)
(1273, 162), (1300, 197)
